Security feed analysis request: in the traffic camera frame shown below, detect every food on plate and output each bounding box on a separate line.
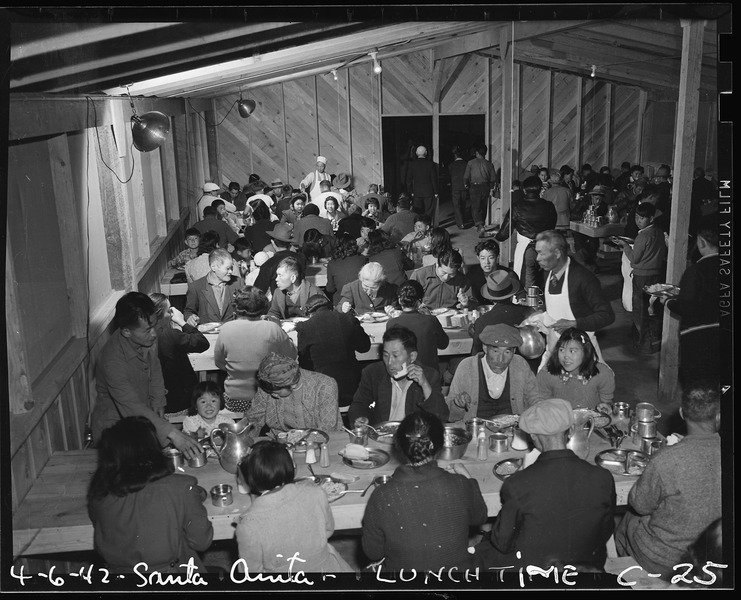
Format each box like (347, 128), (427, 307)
(375, 423), (400, 437)
(444, 432), (469, 447)
(485, 414), (520, 430)
(430, 307), (451, 316)
(343, 443), (369, 460)
(329, 472), (358, 483)
(496, 462), (519, 476)
(319, 479), (346, 501)
(599, 452), (623, 462)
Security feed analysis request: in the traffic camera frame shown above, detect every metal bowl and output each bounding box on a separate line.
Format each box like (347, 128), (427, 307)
(368, 421), (401, 446)
(438, 426), (473, 461)
(493, 458), (523, 481)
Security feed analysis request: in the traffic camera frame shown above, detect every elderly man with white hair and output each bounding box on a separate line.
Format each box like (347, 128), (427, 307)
(405, 145), (438, 220)
(337, 262), (398, 315)
(300, 155), (332, 204)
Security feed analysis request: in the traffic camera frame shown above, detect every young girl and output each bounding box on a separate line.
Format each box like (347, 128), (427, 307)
(87, 416), (213, 573)
(182, 381), (235, 440)
(536, 327), (614, 412)
(232, 237), (254, 279)
(235, 440), (352, 573)
(422, 226), (454, 267)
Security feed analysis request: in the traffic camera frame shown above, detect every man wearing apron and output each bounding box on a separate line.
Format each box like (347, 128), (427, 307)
(496, 176), (557, 290)
(300, 156), (331, 204)
(532, 230), (614, 369)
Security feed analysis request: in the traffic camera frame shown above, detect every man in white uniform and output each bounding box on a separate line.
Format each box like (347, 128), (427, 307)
(300, 156), (332, 204)
(528, 230), (614, 367)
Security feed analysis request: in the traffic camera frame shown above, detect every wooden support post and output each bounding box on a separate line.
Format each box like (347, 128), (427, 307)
(346, 70), (354, 181)
(160, 130), (180, 222)
(499, 23), (514, 265)
(636, 90), (647, 164)
(205, 99), (221, 185)
(605, 83), (613, 168)
(281, 83), (289, 183)
(658, 19), (706, 404)
(432, 59), (442, 227)
(575, 78), (583, 168)
(544, 71), (552, 168)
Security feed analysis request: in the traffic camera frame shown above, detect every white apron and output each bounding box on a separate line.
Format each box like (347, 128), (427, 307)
(309, 171), (330, 203)
(539, 260), (605, 370)
(513, 231), (533, 283)
(621, 252), (633, 312)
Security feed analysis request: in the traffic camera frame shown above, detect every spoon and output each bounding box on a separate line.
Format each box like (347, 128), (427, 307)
(360, 480), (375, 497)
(335, 489), (364, 498)
(307, 463), (316, 478)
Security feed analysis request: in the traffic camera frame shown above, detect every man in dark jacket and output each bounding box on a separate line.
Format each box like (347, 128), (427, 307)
(448, 145), (470, 229)
(253, 223), (307, 293)
(478, 398), (616, 570)
(496, 175), (557, 289)
(406, 145), (438, 220)
(464, 144), (498, 234)
(348, 326), (449, 426)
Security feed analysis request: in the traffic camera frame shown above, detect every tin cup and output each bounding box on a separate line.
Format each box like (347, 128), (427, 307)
(187, 449), (207, 468)
(164, 448), (182, 470)
(648, 439), (666, 455)
(489, 433), (508, 453)
(348, 427), (368, 446)
(210, 484), (233, 507)
(640, 437), (660, 455)
(635, 402), (656, 423)
(636, 420), (657, 438)
(465, 418), (487, 439)
(613, 402), (631, 420)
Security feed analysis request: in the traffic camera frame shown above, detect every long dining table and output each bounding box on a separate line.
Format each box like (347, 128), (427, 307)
(188, 318), (474, 372)
(13, 425), (638, 558)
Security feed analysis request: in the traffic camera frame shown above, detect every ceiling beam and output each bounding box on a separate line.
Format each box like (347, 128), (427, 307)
(440, 53), (473, 102)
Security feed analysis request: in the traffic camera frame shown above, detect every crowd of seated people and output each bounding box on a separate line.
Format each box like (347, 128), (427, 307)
(87, 160), (722, 580)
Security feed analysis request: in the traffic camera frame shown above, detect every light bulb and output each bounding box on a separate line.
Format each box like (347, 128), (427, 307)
(373, 62), (383, 75)
(331, 69), (338, 81)
(590, 65), (597, 78)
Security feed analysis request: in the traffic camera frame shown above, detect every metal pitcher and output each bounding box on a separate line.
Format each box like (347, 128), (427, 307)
(517, 324), (547, 359)
(210, 416), (256, 474)
(567, 409), (595, 460)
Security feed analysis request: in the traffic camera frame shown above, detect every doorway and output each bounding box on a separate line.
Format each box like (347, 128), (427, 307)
(381, 116), (432, 199)
(438, 114), (486, 204)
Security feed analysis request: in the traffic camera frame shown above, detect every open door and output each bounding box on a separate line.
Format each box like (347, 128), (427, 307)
(381, 116), (432, 199)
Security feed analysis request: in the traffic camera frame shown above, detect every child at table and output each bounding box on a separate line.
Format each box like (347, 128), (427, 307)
(182, 382), (236, 445)
(168, 228), (201, 270)
(614, 202), (667, 353)
(87, 416), (213, 573)
(235, 440), (352, 573)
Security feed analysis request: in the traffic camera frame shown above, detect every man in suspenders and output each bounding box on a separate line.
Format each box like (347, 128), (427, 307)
(300, 155), (332, 205)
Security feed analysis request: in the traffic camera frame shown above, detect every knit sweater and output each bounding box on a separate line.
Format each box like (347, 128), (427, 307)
(447, 354), (541, 421)
(536, 363), (615, 410)
(236, 481), (352, 573)
(213, 319), (297, 405)
(616, 433), (721, 577)
(362, 461), (488, 571)
(245, 369), (342, 433)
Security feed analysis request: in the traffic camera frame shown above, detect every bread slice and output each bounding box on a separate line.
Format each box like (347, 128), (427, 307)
(344, 443), (370, 460)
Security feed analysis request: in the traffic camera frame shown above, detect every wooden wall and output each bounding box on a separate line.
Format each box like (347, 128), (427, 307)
(216, 50), (717, 190)
(7, 96), (211, 517)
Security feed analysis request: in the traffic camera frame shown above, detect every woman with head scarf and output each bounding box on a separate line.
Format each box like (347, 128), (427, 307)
(245, 352), (342, 434)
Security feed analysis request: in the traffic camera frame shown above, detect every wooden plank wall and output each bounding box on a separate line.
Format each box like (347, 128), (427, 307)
(216, 49), (716, 193)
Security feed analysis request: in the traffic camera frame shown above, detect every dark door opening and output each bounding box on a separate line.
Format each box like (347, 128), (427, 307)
(438, 114), (486, 207)
(382, 116), (432, 200)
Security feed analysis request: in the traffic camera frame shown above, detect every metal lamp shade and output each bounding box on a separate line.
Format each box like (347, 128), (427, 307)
(238, 98), (256, 118)
(131, 111), (170, 152)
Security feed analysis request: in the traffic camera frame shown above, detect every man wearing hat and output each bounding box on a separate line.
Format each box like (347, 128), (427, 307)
(332, 172), (361, 211)
(300, 156), (332, 204)
(405, 145), (438, 220)
(447, 324), (541, 422)
(197, 182), (227, 219)
(468, 269), (533, 356)
(496, 175), (557, 290)
(478, 398), (616, 570)
(253, 223), (306, 294)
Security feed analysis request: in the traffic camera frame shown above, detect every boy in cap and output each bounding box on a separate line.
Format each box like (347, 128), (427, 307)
(447, 323), (540, 421)
(197, 182), (223, 219)
(478, 398), (616, 570)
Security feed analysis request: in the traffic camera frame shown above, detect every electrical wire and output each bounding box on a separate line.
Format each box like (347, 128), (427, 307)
(87, 97), (136, 184)
(186, 97), (240, 127)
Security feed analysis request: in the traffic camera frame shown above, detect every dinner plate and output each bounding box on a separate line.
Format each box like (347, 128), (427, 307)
(595, 448), (649, 477)
(339, 447), (390, 469)
(296, 476), (349, 503)
(358, 312), (390, 323)
(612, 235), (635, 244)
(576, 409), (612, 429)
(284, 316), (309, 323)
(431, 308), (455, 317)
(276, 429), (329, 452)
(493, 458), (523, 481)
(643, 283), (680, 299)
(197, 322), (221, 333)
(484, 414), (520, 432)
